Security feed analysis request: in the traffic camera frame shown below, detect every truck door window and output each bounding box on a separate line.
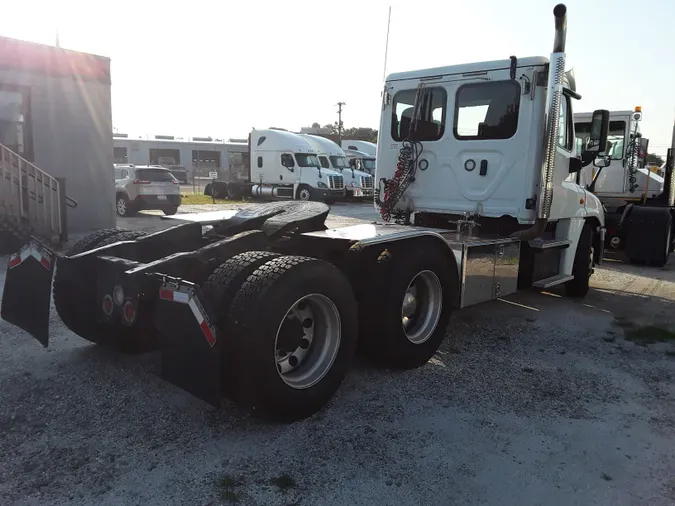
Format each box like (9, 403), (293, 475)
(557, 96), (573, 151)
(280, 154), (294, 167)
(391, 87), (446, 142)
(453, 81), (520, 140)
(575, 121), (626, 159)
(318, 156), (330, 169)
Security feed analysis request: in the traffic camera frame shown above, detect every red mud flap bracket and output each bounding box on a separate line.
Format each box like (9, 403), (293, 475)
(1, 238), (57, 346)
(154, 277), (221, 407)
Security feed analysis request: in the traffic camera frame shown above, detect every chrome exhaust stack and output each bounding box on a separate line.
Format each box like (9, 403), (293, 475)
(514, 4), (567, 240)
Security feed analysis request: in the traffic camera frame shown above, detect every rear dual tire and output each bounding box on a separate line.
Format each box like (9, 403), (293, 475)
(53, 228), (153, 352)
(355, 242), (453, 369)
(204, 253), (358, 421)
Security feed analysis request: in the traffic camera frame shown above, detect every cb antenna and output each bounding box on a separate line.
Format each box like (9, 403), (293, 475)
(382, 6), (391, 82)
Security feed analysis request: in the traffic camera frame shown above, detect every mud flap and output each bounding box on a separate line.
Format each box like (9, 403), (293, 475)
(0, 239), (57, 347)
(154, 278), (221, 407)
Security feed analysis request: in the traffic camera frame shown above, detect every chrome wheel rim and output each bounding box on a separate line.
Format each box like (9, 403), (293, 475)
(274, 294), (341, 389)
(401, 270), (443, 344)
(117, 198), (126, 215)
(299, 189), (311, 201)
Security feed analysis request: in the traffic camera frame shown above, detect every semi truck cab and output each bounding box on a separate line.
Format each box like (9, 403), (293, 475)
(300, 134), (374, 198)
(248, 129), (346, 202)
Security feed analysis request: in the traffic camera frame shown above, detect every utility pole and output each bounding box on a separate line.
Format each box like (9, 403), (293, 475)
(336, 102), (346, 144)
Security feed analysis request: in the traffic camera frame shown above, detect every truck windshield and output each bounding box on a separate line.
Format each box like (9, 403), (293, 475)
(329, 155), (349, 169)
(575, 120), (626, 160)
(295, 154), (320, 167)
(362, 159), (376, 171)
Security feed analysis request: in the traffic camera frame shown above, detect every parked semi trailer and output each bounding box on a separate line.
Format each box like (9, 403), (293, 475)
(206, 129), (346, 203)
(574, 108), (675, 266)
(2, 4), (609, 422)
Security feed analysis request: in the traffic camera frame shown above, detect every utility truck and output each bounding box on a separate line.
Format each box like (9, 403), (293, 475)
(300, 134), (374, 199)
(1, 4), (609, 422)
(574, 108), (675, 266)
(207, 129), (346, 202)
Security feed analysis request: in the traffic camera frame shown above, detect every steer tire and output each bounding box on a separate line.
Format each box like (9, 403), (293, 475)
(565, 222), (593, 298)
(356, 242), (453, 369)
(226, 256), (358, 421)
(53, 229), (152, 352)
(203, 251), (280, 399)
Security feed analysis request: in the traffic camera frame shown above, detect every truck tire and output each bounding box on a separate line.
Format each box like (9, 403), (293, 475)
(204, 183), (212, 196)
(565, 222), (593, 297)
(649, 213), (672, 267)
(357, 243), (453, 369)
(297, 185), (314, 202)
(202, 251), (280, 399)
(53, 229), (153, 352)
(226, 256), (358, 421)
(227, 182), (242, 200)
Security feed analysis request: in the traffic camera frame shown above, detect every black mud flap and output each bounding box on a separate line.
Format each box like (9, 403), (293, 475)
(154, 277), (221, 407)
(1, 239), (57, 347)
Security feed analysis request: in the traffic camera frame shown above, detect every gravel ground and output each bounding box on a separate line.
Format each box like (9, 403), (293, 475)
(1, 202), (674, 506)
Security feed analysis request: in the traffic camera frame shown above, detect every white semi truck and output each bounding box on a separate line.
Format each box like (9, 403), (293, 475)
(2, 4), (611, 422)
(300, 134), (374, 199)
(574, 108), (675, 266)
(342, 140), (377, 156)
(207, 129), (346, 202)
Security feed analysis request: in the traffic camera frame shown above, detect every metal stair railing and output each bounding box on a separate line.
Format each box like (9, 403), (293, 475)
(0, 142), (77, 245)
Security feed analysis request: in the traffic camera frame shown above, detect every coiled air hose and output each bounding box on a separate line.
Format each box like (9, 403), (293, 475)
(376, 88), (425, 222)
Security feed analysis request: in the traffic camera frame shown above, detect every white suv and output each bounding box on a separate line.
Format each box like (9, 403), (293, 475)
(114, 164), (182, 217)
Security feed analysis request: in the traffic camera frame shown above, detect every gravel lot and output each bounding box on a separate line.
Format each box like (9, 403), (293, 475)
(1, 201), (674, 506)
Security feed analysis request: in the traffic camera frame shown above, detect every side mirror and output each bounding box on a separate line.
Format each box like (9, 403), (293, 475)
(593, 155), (611, 169)
(585, 109), (610, 154)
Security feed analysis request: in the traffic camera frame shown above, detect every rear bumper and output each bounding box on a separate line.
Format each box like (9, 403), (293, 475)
(134, 194), (182, 209)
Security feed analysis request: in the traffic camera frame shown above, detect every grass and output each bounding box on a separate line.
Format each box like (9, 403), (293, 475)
(624, 325), (675, 344)
(271, 473), (297, 491)
(180, 193), (227, 205)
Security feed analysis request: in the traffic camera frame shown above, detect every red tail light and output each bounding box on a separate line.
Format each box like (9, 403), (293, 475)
(133, 179), (150, 184)
(172, 180), (179, 184)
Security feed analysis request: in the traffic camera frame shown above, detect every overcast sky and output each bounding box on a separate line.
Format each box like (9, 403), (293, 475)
(3, 0), (674, 155)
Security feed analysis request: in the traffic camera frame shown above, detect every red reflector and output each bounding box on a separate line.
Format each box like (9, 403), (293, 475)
(102, 295), (114, 316)
(8, 254), (21, 269)
(159, 288), (174, 301)
(39, 256), (51, 270)
(123, 301), (136, 323)
(200, 320), (217, 347)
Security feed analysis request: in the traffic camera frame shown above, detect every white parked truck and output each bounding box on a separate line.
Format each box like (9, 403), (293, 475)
(343, 148), (376, 176)
(300, 134), (374, 199)
(574, 108), (675, 266)
(2, 4), (610, 423)
(342, 140), (377, 157)
(207, 129), (346, 202)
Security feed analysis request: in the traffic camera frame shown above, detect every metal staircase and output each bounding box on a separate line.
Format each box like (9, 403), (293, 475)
(0, 142), (76, 250)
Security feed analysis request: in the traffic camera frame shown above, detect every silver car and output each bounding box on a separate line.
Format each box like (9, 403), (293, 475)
(114, 164), (182, 217)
